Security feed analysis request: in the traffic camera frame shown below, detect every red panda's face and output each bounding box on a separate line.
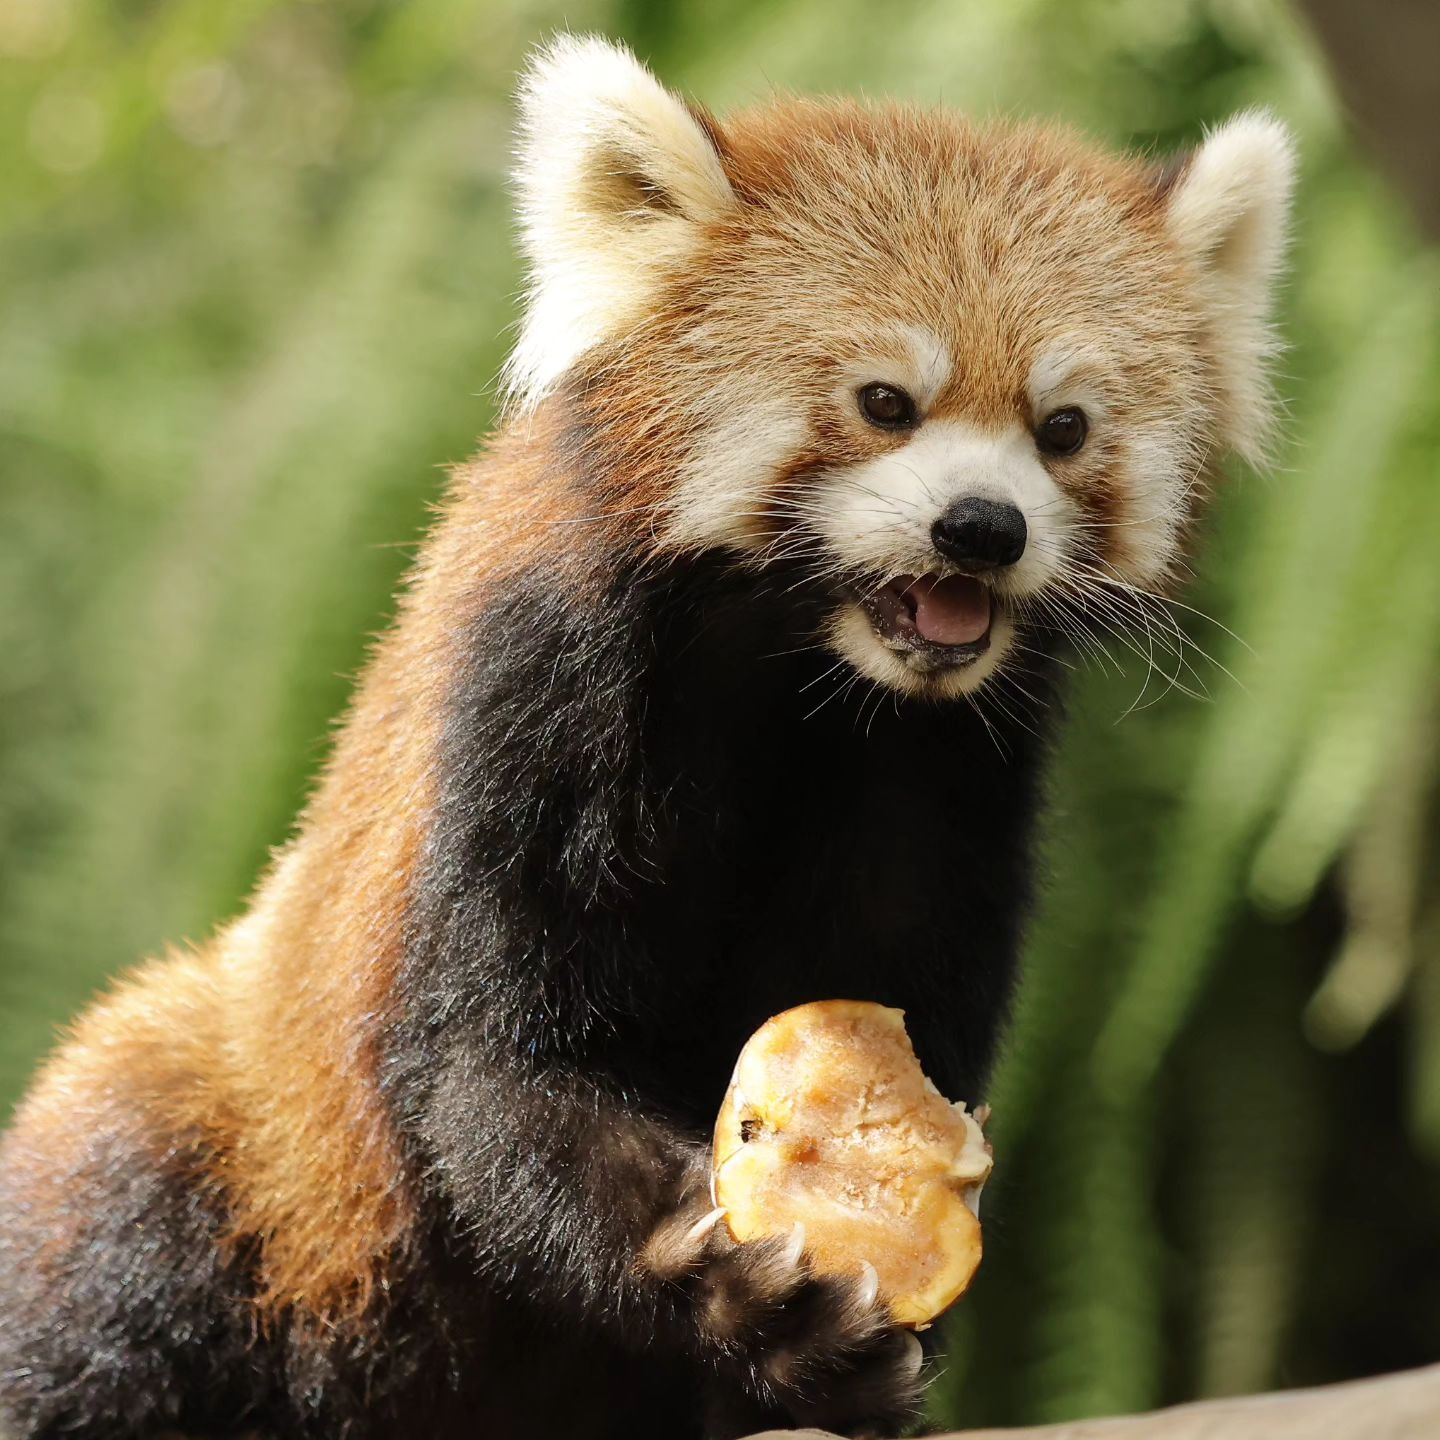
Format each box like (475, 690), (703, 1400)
(510, 41), (1293, 699)
(654, 229), (1209, 698)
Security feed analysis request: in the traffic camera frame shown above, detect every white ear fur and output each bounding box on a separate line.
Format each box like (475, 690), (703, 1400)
(1165, 111), (1297, 464)
(505, 35), (736, 411)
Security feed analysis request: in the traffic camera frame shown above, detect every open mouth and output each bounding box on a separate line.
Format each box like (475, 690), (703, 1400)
(859, 573), (994, 666)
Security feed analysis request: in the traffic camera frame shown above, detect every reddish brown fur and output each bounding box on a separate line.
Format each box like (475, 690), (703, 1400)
(1, 413), (614, 1333)
(2, 952), (228, 1281)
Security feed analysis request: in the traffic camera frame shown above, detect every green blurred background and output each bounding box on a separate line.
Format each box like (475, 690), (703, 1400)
(2, 0), (1437, 1429)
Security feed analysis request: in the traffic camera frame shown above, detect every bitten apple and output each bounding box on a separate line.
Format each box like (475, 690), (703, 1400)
(712, 1000), (992, 1328)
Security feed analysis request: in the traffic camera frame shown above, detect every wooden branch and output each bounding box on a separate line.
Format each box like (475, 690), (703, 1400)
(747, 1362), (1440, 1439)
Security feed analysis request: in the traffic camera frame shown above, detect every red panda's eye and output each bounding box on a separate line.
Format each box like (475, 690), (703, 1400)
(857, 383), (918, 431)
(1036, 407), (1088, 457)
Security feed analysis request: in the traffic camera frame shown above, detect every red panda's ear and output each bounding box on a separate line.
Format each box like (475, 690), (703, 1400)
(505, 35), (737, 412)
(1163, 111), (1296, 466)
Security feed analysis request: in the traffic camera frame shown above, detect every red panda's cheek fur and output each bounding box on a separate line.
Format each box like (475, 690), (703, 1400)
(1011, 317), (1214, 593)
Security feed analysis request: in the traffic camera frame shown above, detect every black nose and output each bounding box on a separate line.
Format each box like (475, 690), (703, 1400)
(931, 497), (1028, 570)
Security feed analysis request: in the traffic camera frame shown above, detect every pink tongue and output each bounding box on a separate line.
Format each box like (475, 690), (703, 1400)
(911, 575), (992, 646)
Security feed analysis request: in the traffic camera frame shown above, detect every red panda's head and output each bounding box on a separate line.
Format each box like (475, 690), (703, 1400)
(507, 37), (1294, 698)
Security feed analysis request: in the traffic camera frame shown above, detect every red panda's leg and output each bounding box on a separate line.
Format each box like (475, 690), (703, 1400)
(0, 1109), (278, 1437)
(412, 1042), (923, 1436)
(0, 952), (306, 1437)
(641, 1151), (925, 1437)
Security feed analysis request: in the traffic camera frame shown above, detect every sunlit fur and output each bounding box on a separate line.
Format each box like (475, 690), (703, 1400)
(509, 37), (1294, 700)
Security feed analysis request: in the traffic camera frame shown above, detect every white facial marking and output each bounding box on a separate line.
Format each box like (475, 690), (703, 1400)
(813, 418), (1077, 694)
(664, 398), (808, 551)
(896, 324), (953, 411)
(838, 325), (954, 413)
(1027, 339), (1112, 427)
(1028, 338), (1191, 589)
(813, 418), (1076, 601)
(1114, 429), (1191, 587)
(829, 601), (1016, 699)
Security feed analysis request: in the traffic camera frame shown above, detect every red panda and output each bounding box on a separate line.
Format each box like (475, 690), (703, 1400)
(0, 35), (1293, 1440)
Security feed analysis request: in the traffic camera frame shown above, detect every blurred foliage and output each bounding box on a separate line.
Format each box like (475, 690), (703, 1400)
(1, 0), (1437, 1429)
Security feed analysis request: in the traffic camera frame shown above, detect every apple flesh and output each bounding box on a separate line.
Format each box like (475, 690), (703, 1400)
(712, 1000), (992, 1329)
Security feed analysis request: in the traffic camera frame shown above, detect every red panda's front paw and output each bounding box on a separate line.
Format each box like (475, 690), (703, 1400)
(642, 1201), (925, 1437)
(706, 1243), (925, 1437)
